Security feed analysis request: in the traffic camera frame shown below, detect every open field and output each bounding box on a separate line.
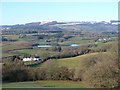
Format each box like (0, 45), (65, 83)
(57, 53), (99, 68)
(2, 80), (86, 88)
(41, 52), (107, 69)
(90, 41), (117, 51)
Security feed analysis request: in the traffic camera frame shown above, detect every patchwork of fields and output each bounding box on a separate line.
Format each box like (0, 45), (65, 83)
(2, 32), (118, 88)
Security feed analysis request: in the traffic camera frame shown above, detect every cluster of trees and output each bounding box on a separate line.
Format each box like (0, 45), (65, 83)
(76, 53), (118, 88)
(2, 60), (74, 82)
(16, 46), (91, 61)
(48, 46), (62, 52)
(2, 37), (8, 41)
(76, 43), (118, 88)
(40, 43), (113, 61)
(47, 46), (91, 59)
(2, 36), (18, 42)
(46, 43), (111, 60)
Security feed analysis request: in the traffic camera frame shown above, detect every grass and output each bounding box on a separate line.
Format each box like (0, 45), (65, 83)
(15, 49), (38, 55)
(41, 53), (100, 69)
(36, 80), (86, 88)
(3, 35), (19, 40)
(2, 41), (33, 58)
(2, 34), (115, 61)
(2, 82), (41, 88)
(2, 41), (32, 52)
(23, 52), (105, 68)
(2, 53), (16, 58)
(90, 41), (117, 51)
(60, 36), (95, 45)
(24, 61), (36, 66)
(2, 80), (86, 88)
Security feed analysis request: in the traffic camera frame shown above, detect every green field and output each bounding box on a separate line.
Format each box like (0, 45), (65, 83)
(2, 33), (116, 59)
(2, 80), (86, 88)
(41, 52), (102, 69)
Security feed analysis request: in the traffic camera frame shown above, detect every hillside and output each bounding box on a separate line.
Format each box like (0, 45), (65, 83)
(41, 52), (104, 69)
(2, 21), (117, 34)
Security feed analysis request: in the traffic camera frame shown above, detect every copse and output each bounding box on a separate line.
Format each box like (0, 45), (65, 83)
(2, 59), (75, 82)
(2, 60), (27, 82)
(82, 55), (118, 88)
(80, 43), (118, 88)
(40, 60), (75, 80)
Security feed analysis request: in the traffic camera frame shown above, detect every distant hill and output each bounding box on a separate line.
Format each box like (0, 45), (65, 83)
(1, 21), (118, 34)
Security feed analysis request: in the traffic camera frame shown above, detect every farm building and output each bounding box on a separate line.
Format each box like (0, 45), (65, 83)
(22, 57), (42, 62)
(97, 38), (112, 42)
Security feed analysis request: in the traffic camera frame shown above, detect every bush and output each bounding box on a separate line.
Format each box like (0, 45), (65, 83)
(2, 59), (75, 82)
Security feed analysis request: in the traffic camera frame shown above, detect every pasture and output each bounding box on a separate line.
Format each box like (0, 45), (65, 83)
(2, 33), (116, 59)
(41, 52), (107, 69)
(2, 80), (86, 88)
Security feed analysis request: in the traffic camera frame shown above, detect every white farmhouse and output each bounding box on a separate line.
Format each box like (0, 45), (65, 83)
(22, 57), (41, 62)
(23, 58), (32, 62)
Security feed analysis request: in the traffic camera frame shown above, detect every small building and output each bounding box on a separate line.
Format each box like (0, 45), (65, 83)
(97, 38), (112, 43)
(22, 57), (42, 62)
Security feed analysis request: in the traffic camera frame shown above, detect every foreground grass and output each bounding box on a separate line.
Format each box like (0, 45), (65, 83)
(2, 80), (86, 88)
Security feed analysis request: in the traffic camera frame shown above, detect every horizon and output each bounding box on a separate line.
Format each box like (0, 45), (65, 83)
(1, 20), (116, 26)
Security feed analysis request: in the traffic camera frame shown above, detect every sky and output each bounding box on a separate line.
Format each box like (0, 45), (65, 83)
(1, 0), (119, 2)
(0, 1), (118, 25)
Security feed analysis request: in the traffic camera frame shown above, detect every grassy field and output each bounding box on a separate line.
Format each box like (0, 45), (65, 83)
(2, 41), (32, 52)
(60, 36), (95, 45)
(2, 41), (33, 58)
(2, 80), (86, 88)
(90, 41), (117, 51)
(23, 52), (105, 68)
(41, 52), (100, 69)
(2, 33), (116, 58)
